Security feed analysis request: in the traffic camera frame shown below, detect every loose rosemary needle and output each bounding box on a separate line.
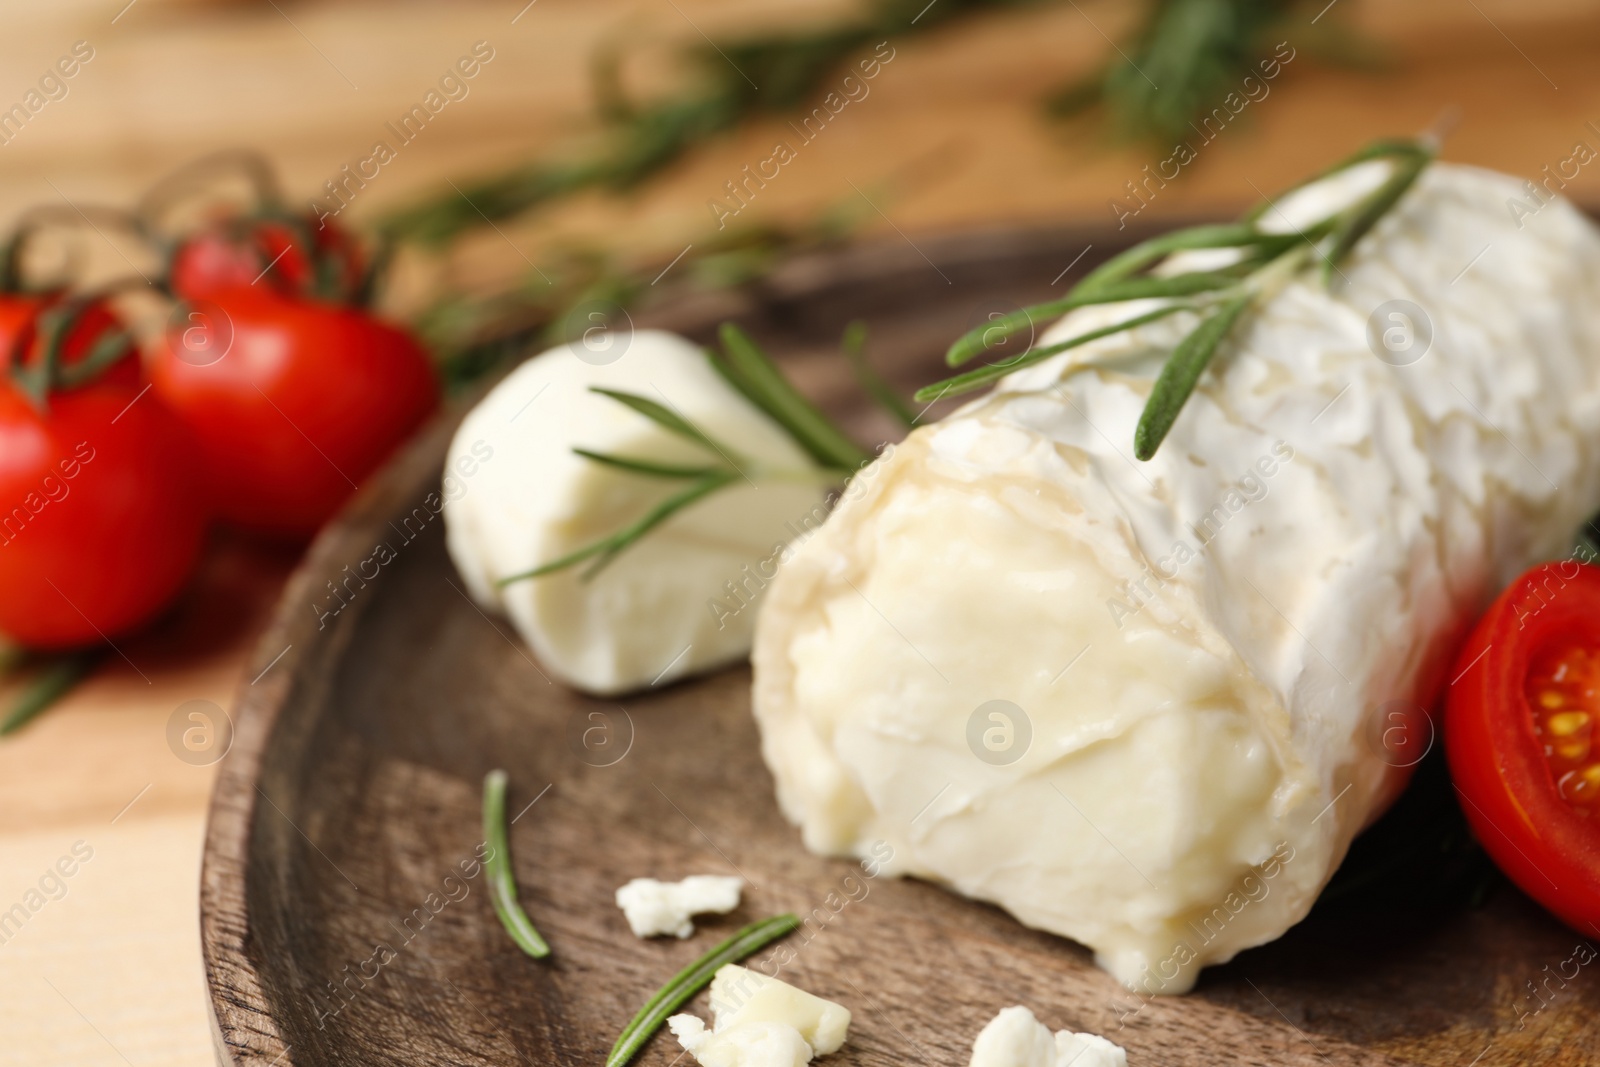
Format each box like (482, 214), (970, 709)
(606, 913), (802, 1067)
(482, 769), (552, 959)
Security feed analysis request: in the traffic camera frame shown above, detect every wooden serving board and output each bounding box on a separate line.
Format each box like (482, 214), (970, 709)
(200, 225), (1600, 1067)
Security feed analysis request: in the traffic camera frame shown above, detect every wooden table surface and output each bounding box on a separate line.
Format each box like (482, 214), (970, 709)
(1, 1), (1598, 1063)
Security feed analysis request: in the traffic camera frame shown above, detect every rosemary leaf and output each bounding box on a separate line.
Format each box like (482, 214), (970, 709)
(572, 448), (727, 480)
(1243, 138), (1430, 224)
(1134, 291), (1253, 460)
(496, 539), (614, 586)
(482, 769), (552, 959)
(945, 272), (1237, 367)
(382, 0), (1028, 245)
(0, 650), (102, 736)
(842, 321), (916, 428)
(1320, 146), (1433, 285)
(606, 914), (803, 1067)
(589, 387), (741, 462)
(713, 323), (869, 470)
(916, 302), (1195, 402)
(581, 471), (741, 578)
(1075, 223), (1283, 293)
(496, 470), (741, 586)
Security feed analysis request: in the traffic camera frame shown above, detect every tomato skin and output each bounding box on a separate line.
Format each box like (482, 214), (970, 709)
(169, 216), (362, 302)
(1445, 561), (1600, 933)
(146, 286), (437, 538)
(0, 383), (208, 648)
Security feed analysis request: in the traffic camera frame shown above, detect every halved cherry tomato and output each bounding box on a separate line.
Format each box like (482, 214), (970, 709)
(146, 285), (436, 538)
(1445, 560), (1600, 933)
(0, 369), (207, 648)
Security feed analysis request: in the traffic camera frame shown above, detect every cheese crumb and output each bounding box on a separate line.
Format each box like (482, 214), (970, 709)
(614, 875), (743, 938)
(668, 964), (851, 1067)
(968, 1006), (1126, 1067)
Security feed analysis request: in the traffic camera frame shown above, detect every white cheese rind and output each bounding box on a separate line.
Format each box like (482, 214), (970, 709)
(444, 330), (825, 695)
(614, 875), (743, 938)
(969, 1006), (1127, 1067)
(752, 163), (1600, 992)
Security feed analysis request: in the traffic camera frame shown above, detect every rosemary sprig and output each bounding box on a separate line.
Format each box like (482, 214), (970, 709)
(498, 327), (870, 586)
(497, 469), (742, 584)
(1133, 291), (1252, 458)
(572, 449), (725, 480)
(590, 387), (743, 460)
(915, 137), (1435, 459)
(606, 913), (803, 1067)
(382, 0), (1030, 245)
(0, 650), (103, 736)
(387, 0), (1366, 248)
(925, 303), (1196, 398)
(1046, 0), (1373, 142)
(842, 320), (916, 428)
(482, 769), (552, 959)
(710, 323), (869, 470)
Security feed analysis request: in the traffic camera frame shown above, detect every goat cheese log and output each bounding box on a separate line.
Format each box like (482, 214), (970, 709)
(751, 162), (1600, 992)
(445, 330), (824, 695)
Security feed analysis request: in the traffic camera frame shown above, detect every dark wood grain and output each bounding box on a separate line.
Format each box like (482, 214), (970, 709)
(201, 224), (1600, 1067)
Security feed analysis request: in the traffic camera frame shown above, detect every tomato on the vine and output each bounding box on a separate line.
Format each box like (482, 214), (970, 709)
(1445, 560), (1600, 933)
(0, 294), (139, 389)
(169, 212), (364, 302)
(147, 285), (437, 538)
(0, 367), (207, 649)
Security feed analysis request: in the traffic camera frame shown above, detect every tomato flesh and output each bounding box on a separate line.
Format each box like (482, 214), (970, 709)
(1446, 561), (1600, 933)
(1527, 642), (1600, 810)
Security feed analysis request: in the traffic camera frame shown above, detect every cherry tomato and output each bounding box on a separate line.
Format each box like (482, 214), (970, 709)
(169, 213), (363, 302)
(1445, 560), (1600, 933)
(0, 379), (207, 648)
(0, 294), (139, 389)
(147, 286), (437, 538)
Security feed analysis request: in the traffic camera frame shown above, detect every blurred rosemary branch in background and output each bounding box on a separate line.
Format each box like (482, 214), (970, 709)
(394, 0), (1372, 386)
(384, 0), (1367, 248)
(419, 194), (876, 389)
(383, 0), (1037, 246)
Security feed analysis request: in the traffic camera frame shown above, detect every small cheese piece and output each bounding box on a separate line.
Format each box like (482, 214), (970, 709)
(969, 1006), (1126, 1067)
(443, 329), (825, 695)
(614, 875), (743, 938)
(669, 1017), (814, 1067)
(707, 965), (851, 1055)
(669, 964), (852, 1067)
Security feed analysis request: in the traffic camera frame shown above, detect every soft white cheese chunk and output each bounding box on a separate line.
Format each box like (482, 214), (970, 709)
(969, 1006), (1126, 1067)
(614, 875), (743, 938)
(752, 163), (1600, 992)
(669, 1017), (814, 1067)
(669, 964), (851, 1067)
(444, 330), (825, 695)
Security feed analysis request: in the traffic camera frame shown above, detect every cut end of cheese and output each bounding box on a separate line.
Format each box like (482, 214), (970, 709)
(442, 330), (826, 695)
(752, 162), (1600, 992)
